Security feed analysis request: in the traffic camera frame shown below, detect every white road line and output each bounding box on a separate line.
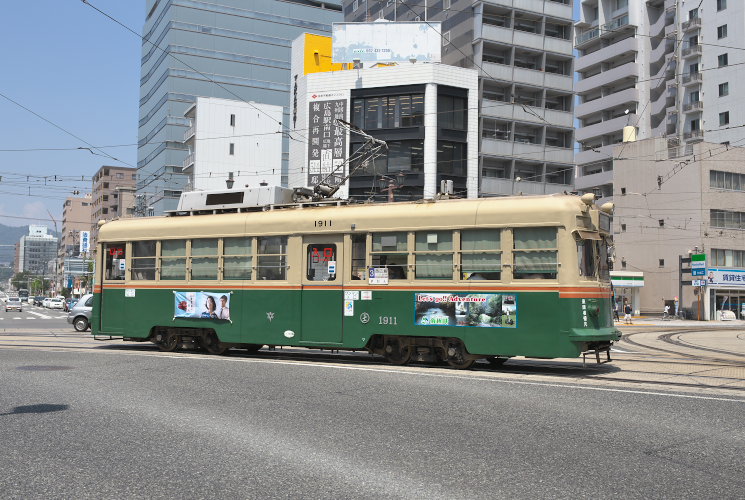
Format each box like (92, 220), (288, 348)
(25, 310), (52, 319)
(12, 317), (21, 320)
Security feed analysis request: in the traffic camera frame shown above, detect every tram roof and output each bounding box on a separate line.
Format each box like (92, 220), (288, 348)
(97, 194), (593, 241)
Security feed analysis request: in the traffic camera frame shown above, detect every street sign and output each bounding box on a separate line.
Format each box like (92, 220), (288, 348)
(692, 279), (707, 287)
(692, 268), (706, 276)
(691, 253), (706, 269)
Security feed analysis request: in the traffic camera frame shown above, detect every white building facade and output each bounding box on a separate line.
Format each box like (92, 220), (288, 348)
(183, 97), (283, 192)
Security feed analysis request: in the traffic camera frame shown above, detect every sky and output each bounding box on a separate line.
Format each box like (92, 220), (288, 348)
(0, 0), (144, 228)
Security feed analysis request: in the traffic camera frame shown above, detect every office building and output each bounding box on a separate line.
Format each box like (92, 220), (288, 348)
(343, 0), (575, 196)
(574, 0), (742, 200)
(289, 51), (479, 200)
(138, 0), (343, 214)
(183, 97), (283, 192)
(18, 225), (58, 275)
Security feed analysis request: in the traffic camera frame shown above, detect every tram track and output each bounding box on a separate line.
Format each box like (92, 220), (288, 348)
(620, 328), (745, 365)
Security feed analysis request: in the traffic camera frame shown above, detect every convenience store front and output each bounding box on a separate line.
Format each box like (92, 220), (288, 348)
(610, 271), (644, 316)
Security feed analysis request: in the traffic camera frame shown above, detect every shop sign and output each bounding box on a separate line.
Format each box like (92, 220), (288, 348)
(705, 268), (745, 287)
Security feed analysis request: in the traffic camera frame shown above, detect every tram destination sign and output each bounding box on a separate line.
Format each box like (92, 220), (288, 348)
(307, 92), (348, 189)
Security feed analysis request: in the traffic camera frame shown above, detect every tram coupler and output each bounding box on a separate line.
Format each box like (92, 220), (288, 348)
(581, 347), (611, 368)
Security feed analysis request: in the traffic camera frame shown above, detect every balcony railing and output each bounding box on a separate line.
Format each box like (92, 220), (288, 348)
(682, 72), (702, 85)
(683, 129), (704, 140)
(183, 124), (195, 142)
(576, 14), (630, 45)
(682, 17), (702, 32)
(182, 152), (195, 169)
(682, 44), (702, 57)
(683, 100), (703, 112)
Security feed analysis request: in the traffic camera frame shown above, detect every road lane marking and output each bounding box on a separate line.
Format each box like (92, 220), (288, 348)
(26, 310), (53, 319)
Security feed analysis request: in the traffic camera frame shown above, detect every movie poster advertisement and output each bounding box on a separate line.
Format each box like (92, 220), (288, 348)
(174, 291), (231, 321)
(415, 293), (517, 328)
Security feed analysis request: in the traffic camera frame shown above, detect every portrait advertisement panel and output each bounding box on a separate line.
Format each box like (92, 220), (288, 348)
(174, 291), (232, 321)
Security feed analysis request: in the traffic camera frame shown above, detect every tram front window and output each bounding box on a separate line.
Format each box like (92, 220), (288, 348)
(307, 244), (336, 281)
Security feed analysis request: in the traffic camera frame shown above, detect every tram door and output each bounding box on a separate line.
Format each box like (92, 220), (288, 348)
(300, 235), (344, 344)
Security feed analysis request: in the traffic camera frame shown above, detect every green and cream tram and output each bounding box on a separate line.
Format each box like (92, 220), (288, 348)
(91, 192), (619, 368)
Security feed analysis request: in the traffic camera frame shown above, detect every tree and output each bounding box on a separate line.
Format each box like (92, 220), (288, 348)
(11, 271), (32, 291)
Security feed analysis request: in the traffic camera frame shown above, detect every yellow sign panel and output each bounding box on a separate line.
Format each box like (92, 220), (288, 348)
(303, 33), (346, 75)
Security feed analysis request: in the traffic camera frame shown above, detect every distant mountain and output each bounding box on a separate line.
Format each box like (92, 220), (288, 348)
(0, 224), (59, 266)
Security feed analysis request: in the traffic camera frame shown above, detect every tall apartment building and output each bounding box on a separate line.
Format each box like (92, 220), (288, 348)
(58, 195), (93, 286)
(343, 0), (576, 196)
(574, 0), (742, 199)
(90, 166), (137, 246)
(138, 0), (343, 214)
(59, 195), (93, 259)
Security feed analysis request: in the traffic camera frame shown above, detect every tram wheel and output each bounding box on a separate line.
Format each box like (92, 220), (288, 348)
(244, 344), (263, 353)
(487, 356), (509, 368)
(201, 331), (228, 355)
(444, 340), (475, 369)
(159, 332), (180, 352)
(384, 337), (412, 365)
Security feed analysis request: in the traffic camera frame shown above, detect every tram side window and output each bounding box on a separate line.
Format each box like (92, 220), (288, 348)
(104, 243), (126, 280)
(351, 234), (366, 280)
(131, 241), (156, 280)
(257, 236), (287, 280)
(307, 244), (337, 281)
(513, 227), (558, 279)
(414, 231), (453, 279)
(461, 229), (501, 280)
(223, 237), (252, 280)
(371, 232), (408, 279)
(191, 238), (219, 280)
(161, 239), (186, 280)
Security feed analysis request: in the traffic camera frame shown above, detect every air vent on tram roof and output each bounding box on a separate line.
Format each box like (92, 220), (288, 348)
(167, 186), (296, 216)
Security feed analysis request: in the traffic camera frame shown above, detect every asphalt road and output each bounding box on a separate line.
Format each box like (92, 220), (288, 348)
(1, 345), (744, 499)
(0, 303), (69, 330)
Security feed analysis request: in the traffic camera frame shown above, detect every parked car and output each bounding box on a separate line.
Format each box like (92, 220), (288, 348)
(33, 296), (45, 306)
(5, 296), (22, 312)
(67, 294), (93, 331)
(42, 298), (52, 308)
(48, 297), (65, 310)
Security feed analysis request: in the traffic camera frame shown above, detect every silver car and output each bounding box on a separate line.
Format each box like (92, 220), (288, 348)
(67, 294), (93, 331)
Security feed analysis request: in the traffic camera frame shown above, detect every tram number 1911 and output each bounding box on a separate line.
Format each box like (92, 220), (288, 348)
(314, 220), (332, 227)
(379, 316), (397, 325)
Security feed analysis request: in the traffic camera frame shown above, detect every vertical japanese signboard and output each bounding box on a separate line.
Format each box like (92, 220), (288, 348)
(79, 231), (90, 254)
(307, 91), (348, 189)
